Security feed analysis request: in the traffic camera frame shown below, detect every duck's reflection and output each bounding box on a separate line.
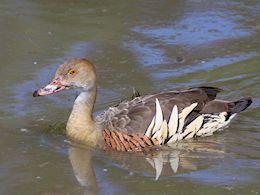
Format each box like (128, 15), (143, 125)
(68, 140), (226, 191)
(68, 146), (98, 195)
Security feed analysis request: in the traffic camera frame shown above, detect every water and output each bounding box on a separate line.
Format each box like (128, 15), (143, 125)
(0, 0), (259, 194)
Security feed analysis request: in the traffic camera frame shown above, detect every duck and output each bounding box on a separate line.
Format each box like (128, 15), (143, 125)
(33, 58), (252, 152)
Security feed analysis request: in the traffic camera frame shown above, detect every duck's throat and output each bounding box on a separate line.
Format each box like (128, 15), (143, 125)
(66, 88), (100, 146)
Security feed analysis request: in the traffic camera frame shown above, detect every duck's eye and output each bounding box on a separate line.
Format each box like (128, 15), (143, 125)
(68, 69), (76, 75)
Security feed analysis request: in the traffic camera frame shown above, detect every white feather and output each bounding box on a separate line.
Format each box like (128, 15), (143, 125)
(152, 98), (164, 135)
(168, 105), (178, 137)
(145, 116), (155, 137)
(151, 129), (162, 143)
(160, 120), (168, 144)
(152, 120), (168, 144)
(183, 115), (204, 139)
(178, 103), (198, 133)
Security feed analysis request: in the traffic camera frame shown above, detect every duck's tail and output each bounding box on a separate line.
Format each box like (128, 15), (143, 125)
(230, 97), (252, 114)
(200, 97), (252, 114)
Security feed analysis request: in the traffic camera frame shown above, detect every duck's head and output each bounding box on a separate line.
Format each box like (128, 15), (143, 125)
(33, 58), (96, 97)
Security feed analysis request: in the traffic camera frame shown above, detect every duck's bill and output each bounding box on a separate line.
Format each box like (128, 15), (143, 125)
(33, 82), (66, 97)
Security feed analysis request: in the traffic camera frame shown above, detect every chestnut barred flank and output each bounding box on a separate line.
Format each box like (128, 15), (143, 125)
(102, 129), (159, 152)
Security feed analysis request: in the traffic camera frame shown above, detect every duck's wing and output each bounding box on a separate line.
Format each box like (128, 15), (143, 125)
(99, 87), (222, 135)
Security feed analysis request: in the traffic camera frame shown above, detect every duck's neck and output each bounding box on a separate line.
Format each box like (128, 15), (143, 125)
(66, 86), (102, 146)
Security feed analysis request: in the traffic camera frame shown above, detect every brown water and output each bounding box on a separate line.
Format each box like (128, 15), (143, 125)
(0, 0), (260, 194)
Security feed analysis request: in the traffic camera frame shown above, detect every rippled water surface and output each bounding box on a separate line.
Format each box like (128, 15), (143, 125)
(0, 0), (259, 194)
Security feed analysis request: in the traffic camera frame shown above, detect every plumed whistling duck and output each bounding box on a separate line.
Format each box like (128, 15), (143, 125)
(33, 58), (252, 152)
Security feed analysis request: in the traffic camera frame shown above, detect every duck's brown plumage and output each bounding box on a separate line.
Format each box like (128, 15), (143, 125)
(33, 58), (252, 151)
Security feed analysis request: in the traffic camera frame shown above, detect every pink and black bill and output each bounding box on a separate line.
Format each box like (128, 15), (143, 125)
(33, 79), (67, 97)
